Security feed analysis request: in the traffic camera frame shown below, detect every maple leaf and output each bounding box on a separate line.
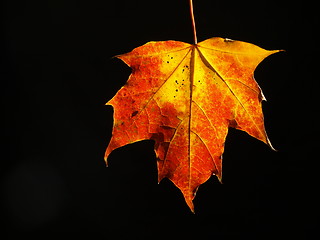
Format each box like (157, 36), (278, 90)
(103, 0), (281, 212)
(105, 37), (280, 212)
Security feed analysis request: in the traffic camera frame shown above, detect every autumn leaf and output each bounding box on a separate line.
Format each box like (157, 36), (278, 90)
(105, 37), (279, 212)
(104, 0), (281, 212)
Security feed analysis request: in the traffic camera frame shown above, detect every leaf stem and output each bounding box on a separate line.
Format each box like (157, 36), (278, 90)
(189, 0), (198, 44)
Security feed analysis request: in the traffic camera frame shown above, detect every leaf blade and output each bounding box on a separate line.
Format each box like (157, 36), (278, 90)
(105, 37), (280, 212)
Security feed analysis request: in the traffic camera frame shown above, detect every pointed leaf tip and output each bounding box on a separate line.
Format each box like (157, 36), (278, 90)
(185, 197), (195, 213)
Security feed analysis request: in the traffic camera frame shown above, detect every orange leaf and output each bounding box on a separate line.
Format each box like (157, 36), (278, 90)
(105, 37), (280, 212)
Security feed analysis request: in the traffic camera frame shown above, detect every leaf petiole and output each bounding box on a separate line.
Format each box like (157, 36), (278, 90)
(189, 0), (198, 45)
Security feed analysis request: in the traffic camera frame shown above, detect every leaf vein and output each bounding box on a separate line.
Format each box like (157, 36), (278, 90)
(197, 47), (265, 138)
(190, 130), (218, 175)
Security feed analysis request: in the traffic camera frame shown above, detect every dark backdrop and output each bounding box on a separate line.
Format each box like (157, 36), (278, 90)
(2, 0), (318, 239)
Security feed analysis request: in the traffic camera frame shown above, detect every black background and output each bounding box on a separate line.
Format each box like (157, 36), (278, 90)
(2, 0), (319, 239)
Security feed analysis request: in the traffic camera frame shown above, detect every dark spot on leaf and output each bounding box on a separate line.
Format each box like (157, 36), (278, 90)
(175, 80), (178, 84)
(171, 57), (173, 59)
(176, 89), (178, 92)
(160, 125), (174, 130)
(167, 61), (170, 63)
(131, 111), (138, 117)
